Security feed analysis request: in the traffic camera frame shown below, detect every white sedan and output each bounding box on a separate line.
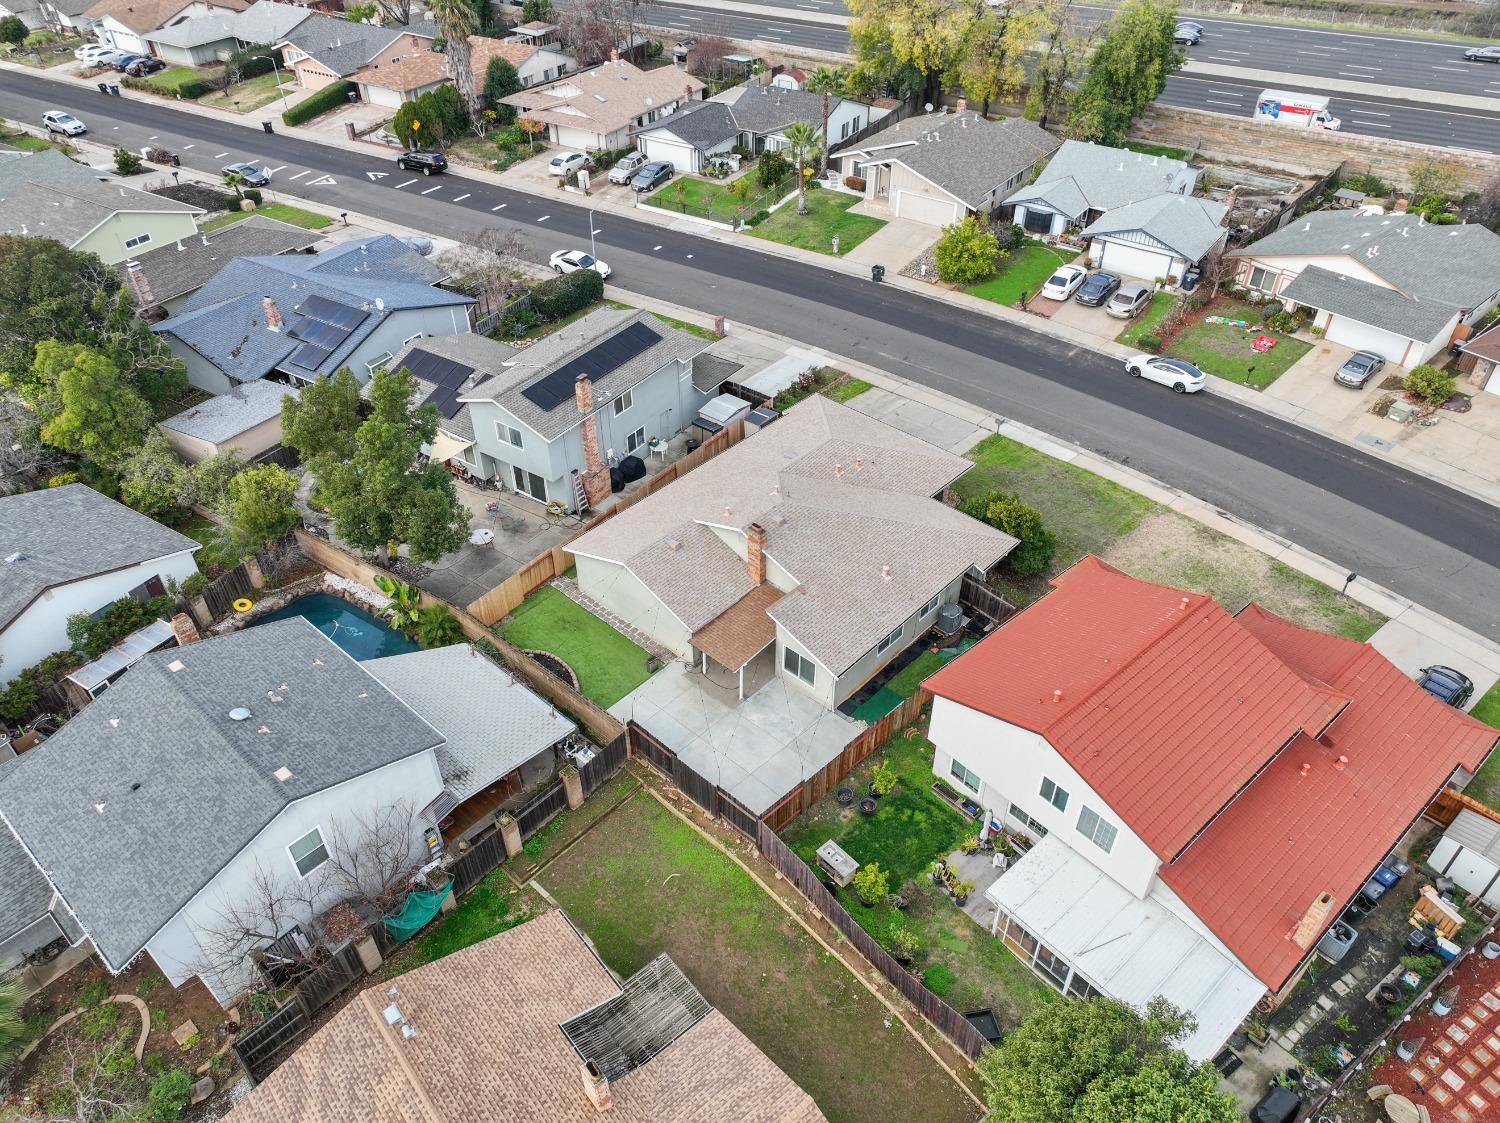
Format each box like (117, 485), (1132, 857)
(549, 249), (611, 279)
(1039, 263), (1089, 301)
(548, 151), (588, 177)
(1123, 354), (1207, 394)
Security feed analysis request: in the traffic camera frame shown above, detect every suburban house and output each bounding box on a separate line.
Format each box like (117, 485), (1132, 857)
(1458, 322), (1500, 398)
(276, 14), (433, 90)
(501, 57), (706, 152)
(34, 0), (93, 33)
(450, 308), (716, 510)
(0, 484), (199, 685)
(81, 0), (246, 57)
(923, 556), (1499, 1060)
(350, 33), (573, 108)
(0, 827), (86, 972)
(0, 150), (203, 265)
(117, 214), (323, 316)
(0, 0), (42, 30)
(1080, 193), (1228, 284)
(634, 84), (885, 174)
(1003, 139), (1201, 237)
(158, 378), (296, 463)
(153, 234), (475, 393)
(567, 396), (1017, 708)
(832, 109), (1060, 228)
(1227, 209), (1500, 367)
(223, 910), (826, 1123)
(141, 0), (316, 67)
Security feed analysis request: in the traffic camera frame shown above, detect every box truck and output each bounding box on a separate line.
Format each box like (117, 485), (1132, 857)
(1253, 90), (1341, 130)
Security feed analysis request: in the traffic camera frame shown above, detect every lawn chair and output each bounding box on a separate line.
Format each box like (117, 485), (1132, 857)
(1366, 1084), (1392, 1102)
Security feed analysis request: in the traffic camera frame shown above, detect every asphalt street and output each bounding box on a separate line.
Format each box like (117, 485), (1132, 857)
(5, 67), (1499, 638)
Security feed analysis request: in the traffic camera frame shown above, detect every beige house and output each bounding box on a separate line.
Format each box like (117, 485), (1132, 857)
(502, 58), (705, 152)
(158, 379), (294, 463)
(277, 14), (432, 91)
(82, 0), (245, 57)
(1458, 323), (1500, 398)
(350, 34), (573, 109)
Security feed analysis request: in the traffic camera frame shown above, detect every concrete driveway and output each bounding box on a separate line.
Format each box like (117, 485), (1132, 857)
(1368, 616), (1500, 713)
(1264, 339), (1386, 424)
(843, 215), (937, 272)
(847, 386), (988, 454)
(1043, 294), (1125, 345)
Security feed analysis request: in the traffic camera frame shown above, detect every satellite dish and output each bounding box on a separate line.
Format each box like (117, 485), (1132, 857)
(924, 102), (934, 113)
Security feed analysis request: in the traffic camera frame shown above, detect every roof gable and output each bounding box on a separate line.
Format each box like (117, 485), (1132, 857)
(1005, 139), (1193, 215)
(848, 112), (1060, 208)
(1081, 193), (1228, 260)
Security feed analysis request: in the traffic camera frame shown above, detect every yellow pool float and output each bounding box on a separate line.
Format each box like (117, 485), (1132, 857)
(232, 598), (254, 613)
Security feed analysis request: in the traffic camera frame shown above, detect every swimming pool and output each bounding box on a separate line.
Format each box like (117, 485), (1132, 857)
(248, 592), (421, 661)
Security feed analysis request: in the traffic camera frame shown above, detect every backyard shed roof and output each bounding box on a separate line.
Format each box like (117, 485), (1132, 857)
(159, 379), (295, 445)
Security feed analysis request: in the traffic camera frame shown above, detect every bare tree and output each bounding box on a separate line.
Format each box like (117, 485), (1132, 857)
(42, 1033), (145, 1123)
(1465, 178), (1500, 233)
(319, 803), (423, 914)
(376, 0), (412, 25)
(687, 34), (733, 84)
(0, 395), (64, 490)
(558, 0), (628, 68)
(433, 226), (532, 321)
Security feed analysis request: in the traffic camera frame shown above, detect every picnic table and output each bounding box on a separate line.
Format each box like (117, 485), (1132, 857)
(1384, 1093), (1420, 1123)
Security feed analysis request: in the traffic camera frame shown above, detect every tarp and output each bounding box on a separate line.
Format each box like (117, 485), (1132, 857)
(382, 882), (452, 942)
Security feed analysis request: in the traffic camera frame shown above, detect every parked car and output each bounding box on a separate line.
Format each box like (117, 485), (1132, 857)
(630, 160), (673, 193)
(91, 48), (131, 68)
(548, 151), (589, 178)
(73, 44), (114, 63)
(125, 57), (167, 76)
(1074, 271), (1121, 307)
(1124, 354), (1207, 394)
(1418, 665), (1475, 708)
(1464, 44), (1500, 62)
(111, 53), (150, 72)
(1039, 263), (1089, 301)
(41, 110), (86, 136)
(396, 150), (447, 175)
(1333, 350), (1385, 389)
(222, 161), (272, 187)
(609, 151), (648, 185)
(1104, 282), (1153, 319)
(1174, 21), (1203, 44)
(549, 249), (612, 279)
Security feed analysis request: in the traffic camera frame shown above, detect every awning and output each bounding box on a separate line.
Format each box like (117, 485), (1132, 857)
(65, 618), (176, 695)
(692, 584), (784, 671)
(740, 347), (827, 399)
(430, 430), (474, 464)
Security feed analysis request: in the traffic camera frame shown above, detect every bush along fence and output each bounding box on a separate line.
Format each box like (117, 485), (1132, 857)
(282, 79), (355, 126)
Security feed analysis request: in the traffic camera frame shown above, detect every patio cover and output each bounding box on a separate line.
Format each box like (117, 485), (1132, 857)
(64, 618), (176, 695)
(740, 347), (827, 399)
(987, 834), (1265, 1061)
(692, 584), (785, 672)
(430, 430), (474, 464)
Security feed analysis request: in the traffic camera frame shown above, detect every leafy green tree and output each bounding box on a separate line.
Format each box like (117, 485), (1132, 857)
(850, 862), (889, 905)
(119, 431), (188, 518)
(428, 0), (479, 119)
(1407, 158), (1463, 207)
(225, 463), (301, 552)
(520, 0), (553, 20)
(483, 55), (521, 122)
(962, 0), (1050, 116)
(431, 81), (469, 136)
(1026, 0), (1098, 129)
(0, 15), (27, 45)
(934, 216), (1001, 285)
(782, 121), (825, 215)
(345, 1), (377, 18)
(1405, 364), (1457, 405)
(416, 603), (467, 647)
(1067, 0), (1184, 145)
(393, 99), (420, 148)
(1073, 1055), (1239, 1123)
(35, 343), (152, 466)
(280, 368), (361, 471)
(182, 448), (247, 514)
(990, 495), (1055, 577)
(757, 148), (789, 189)
(846, 0), (965, 104)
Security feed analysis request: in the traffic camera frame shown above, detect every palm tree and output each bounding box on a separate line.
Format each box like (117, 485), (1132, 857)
(427, 0), (479, 121)
(803, 65), (845, 173)
(374, 574), (423, 632)
(781, 121), (825, 215)
(223, 168), (246, 200)
(416, 603), (467, 648)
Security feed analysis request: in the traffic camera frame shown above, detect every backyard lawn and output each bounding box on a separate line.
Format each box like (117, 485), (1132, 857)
(499, 585), (655, 708)
(966, 243), (1079, 307)
(1123, 141), (1191, 161)
(177, 513), (243, 575)
(1115, 291), (1177, 348)
(540, 790), (981, 1123)
(885, 649), (944, 697)
(199, 71), (294, 113)
(201, 202), (333, 231)
(749, 190), (887, 255)
(1165, 299), (1312, 389)
(1460, 682), (1500, 810)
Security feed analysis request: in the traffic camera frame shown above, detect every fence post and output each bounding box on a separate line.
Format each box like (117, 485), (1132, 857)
(353, 932), (382, 974)
(498, 812), (522, 859)
(561, 764), (583, 810)
(243, 556), (265, 589)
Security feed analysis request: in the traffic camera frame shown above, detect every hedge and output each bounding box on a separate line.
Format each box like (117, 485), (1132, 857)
(123, 73), (223, 100)
(283, 80), (355, 126)
(530, 269), (603, 320)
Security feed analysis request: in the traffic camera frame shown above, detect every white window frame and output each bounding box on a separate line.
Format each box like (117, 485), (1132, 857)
(402, 332), (425, 346)
(783, 646), (815, 686)
(496, 421), (523, 448)
(1247, 265), (1276, 293)
(920, 592), (942, 617)
(1008, 802), (1048, 837)
(625, 426), (646, 453)
(949, 758), (981, 794)
(876, 623), (904, 655)
(612, 389), (633, 416)
(1077, 805), (1118, 853)
(1040, 776), (1069, 813)
(123, 232), (152, 249)
(288, 827), (329, 879)
(365, 351), (394, 376)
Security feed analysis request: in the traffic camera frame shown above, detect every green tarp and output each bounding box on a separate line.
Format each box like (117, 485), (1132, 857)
(382, 882), (452, 942)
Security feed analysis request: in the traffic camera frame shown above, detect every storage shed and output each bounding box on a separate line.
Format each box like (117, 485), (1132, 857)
(1429, 808), (1500, 906)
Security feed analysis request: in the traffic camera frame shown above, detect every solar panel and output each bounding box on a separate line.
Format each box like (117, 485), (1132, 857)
(300, 293), (367, 331)
(295, 320), (347, 349)
(402, 349), (475, 419)
(288, 341), (333, 369)
(520, 322), (661, 411)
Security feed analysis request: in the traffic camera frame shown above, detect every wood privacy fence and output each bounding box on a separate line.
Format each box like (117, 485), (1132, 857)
(465, 420), (748, 626)
(627, 723), (761, 839)
(1425, 787), (1500, 829)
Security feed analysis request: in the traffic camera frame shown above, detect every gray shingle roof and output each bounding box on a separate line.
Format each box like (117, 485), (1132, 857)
(117, 216), (323, 307)
(147, 0), (313, 47)
(160, 379), (295, 445)
(389, 334), (518, 437)
(0, 149), (100, 194)
(0, 619), (444, 971)
(633, 101), (738, 150)
(713, 85), (837, 135)
(0, 821), (56, 942)
(1081, 194), (1228, 261)
(845, 112), (1060, 209)
(1004, 139), (1195, 216)
(1280, 265), (1460, 342)
(364, 644), (575, 803)
(0, 151), (201, 246)
(0, 484), (199, 635)
(461, 309), (710, 442)
(281, 14), (423, 77)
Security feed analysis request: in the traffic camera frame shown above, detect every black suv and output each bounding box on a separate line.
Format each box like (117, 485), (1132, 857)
(1074, 271), (1121, 307)
(396, 151), (447, 175)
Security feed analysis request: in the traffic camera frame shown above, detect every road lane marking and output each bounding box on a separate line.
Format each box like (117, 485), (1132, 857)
(148, 135), (158, 140)
(1206, 99), (1241, 107)
(653, 245), (662, 251)
(182, 143), (194, 149)
(1432, 66), (1468, 72)
(421, 184), (442, 194)
(452, 193), (470, 202)
(1209, 89), (1245, 96)
(289, 169), (311, 180)
(395, 178), (418, 188)
(538, 215), (550, 222)
(306, 175), (336, 186)
(1350, 109), (1390, 116)
(491, 203), (507, 210)
(1356, 122), (1392, 128)
(214, 151), (229, 158)
(366, 171), (388, 180)
(266, 165), (285, 173)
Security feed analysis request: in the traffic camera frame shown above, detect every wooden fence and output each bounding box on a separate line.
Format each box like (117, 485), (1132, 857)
(465, 420), (748, 626)
(628, 723), (760, 839)
(232, 942), (366, 1084)
(959, 574), (1014, 628)
(1425, 787), (1500, 829)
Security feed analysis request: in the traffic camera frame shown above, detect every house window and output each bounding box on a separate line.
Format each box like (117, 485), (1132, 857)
(840, 119), (851, 139)
(1039, 777), (1068, 812)
(1067, 974), (1101, 1000)
(365, 351), (393, 376)
(876, 623), (903, 655)
(1034, 944), (1070, 990)
(288, 828), (329, 878)
(123, 232), (152, 249)
(949, 758), (982, 794)
(783, 646), (815, 686)
(612, 389), (632, 415)
(1008, 802), (1048, 838)
(1248, 265), (1277, 293)
(497, 422), (523, 448)
(1077, 806), (1118, 854)
(920, 592), (941, 617)
(625, 426), (646, 453)
(999, 912), (1038, 961)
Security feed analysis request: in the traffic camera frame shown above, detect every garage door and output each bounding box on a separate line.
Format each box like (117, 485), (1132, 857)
(640, 136), (698, 174)
(895, 191), (959, 227)
(1323, 314), (1411, 364)
(1098, 241), (1174, 282)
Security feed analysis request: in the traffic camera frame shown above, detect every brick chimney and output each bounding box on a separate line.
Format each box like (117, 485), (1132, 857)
(262, 296), (283, 332)
(1289, 891), (1335, 949)
(1220, 186), (1238, 227)
(581, 1060), (612, 1113)
(124, 260), (156, 308)
(1394, 197), (1410, 213)
(954, 97), (967, 113)
(746, 522), (766, 584)
(574, 374), (612, 508)
(170, 612), (201, 646)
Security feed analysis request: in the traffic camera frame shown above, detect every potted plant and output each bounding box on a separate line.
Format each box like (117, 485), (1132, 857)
(1245, 1014), (1269, 1045)
(954, 880), (974, 906)
(888, 921), (919, 965)
(931, 860), (949, 886)
(960, 836), (980, 855)
(851, 862), (889, 908)
(869, 761), (897, 799)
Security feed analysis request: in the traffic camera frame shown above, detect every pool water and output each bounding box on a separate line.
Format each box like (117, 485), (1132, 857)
(248, 592), (421, 661)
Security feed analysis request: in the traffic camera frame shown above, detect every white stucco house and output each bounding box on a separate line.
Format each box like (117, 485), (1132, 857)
(1002, 139), (1202, 238)
(1227, 209), (1500, 367)
(141, 0), (316, 67)
(923, 556), (1498, 1061)
(81, 0), (246, 57)
(0, 484), (199, 686)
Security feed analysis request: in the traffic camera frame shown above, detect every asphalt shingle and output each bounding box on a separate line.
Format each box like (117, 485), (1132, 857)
(116, 216), (323, 307)
(159, 378), (296, 445)
(280, 14), (417, 77)
(1081, 194), (1228, 261)
(1280, 264), (1460, 342)
(1004, 139), (1195, 216)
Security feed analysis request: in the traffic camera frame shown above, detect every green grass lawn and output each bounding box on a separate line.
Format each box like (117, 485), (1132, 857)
(967, 243), (1079, 307)
(885, 649), (944, 698)
(499, 585), (655, 708)
(541, 790), (980, 1123)
(823, 376), (872, 403)
(0, 129), (52, 152)
(1166, 300), (1312, 390)
(201, 202), (333, 231)
(1116, 291), (1177, 348)
(749, 190), (886, 256)
(649, 175), (754, 222)
(177, 513), (243, 575)
(648, 310), (721, 341)
(142, 65), (222, 94)
(198, 71), (294, 113)
(1460, 682), (1500, 810)
(1123, 141), (1190, 161)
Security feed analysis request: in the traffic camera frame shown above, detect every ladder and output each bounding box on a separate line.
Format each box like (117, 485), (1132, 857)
(569, 468), (588, 513)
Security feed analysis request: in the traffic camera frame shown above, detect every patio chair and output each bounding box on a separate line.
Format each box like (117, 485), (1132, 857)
(1366, 1084), (1392, 1102)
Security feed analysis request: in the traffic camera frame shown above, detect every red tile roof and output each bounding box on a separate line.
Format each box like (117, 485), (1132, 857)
(1161, 604), (1498, 989)
(923, 556), (1348, 859)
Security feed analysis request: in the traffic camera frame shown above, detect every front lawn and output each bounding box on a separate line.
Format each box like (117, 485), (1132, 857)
(1115, 291), (1177, 348)
(499, 585), (655, 708)
(141, 65), (222, 94)
(1460, 682), (1500, 810)
(824, 376), (872, 403)
(748, 190), (887, 256)
(201, 202), (333, 231)
(966, 243), (1079, 307)
(541, 789), (980, 1123)
(0, 128), (53, 152)
(648, 175), (757, 223)
(198, 71), (294, 113)
(1165, 300), (1312, 390)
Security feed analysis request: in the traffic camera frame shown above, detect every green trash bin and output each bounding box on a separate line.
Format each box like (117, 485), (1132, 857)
(871, 264), (886, 283)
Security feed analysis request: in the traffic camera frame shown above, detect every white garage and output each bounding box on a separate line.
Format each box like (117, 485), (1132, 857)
(1094, 240), (1177, 283)
(1321, 314), (1415, 365)
(637, 134), (706, 175)
(1430, 809), (1500, 907)
(895, 190), (960, 227)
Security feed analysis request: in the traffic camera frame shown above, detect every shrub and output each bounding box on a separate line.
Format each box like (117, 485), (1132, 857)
(1404, 363), (1456, 405)
(933, 215), (1000, 286)
(844, 174), (866, 191)
(1264, 309), (1299, 334)
(80, 1001), (120, 1040)
(243, 187), (263, 206)
(870, 761), (897, 797)
(147, 1068), (193, 1122)
(1135, 333), (1162, 353)
(995, 222), (1026, 251)
(529, 267), (603, 320)
(1340, 171), (1391, 197)
(113, 147), (144, 175)
(850, 862), (889, 906)
(961, 490), (1055, 577)
(283, 80), (355, 126)
(745, 209), (771, 227)
(886, 917), (920, 960)
(757, 149), (789, 188)
(1262, 300), (1282, 319)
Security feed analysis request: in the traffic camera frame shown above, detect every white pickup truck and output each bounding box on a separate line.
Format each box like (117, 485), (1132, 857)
(1252, 90), (1341, 130)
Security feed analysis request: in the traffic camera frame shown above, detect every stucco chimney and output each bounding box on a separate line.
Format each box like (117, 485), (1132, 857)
(1221, 186), (1239, 227)
(581, 1060), (613, 1112)
(1394, 197), (1409, 213)
(954, 97), (967, 112)
(1290, 891), (1336, 949)
(125, 260), (156, 308)
(574, 375), (611, 507)
(262, 295), (283, 332)
(746, 522), (766, 584)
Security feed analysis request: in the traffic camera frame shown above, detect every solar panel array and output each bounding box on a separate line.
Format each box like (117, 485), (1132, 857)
(520, 321), (661, 411)
(285, 293), (369, 371)
(402, 348), (475, 419)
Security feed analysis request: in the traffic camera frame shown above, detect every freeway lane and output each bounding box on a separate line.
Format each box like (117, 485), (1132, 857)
(5, 68), (1499, 637)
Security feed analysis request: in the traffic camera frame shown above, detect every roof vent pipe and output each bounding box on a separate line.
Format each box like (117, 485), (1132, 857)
(880, 564), (892, 580)
(1053, 689), (1063, 702)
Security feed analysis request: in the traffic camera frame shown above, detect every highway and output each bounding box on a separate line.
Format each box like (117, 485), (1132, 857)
(4, 66), (1498, 638)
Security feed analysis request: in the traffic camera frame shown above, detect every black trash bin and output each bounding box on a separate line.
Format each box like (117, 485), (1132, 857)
(170, 154), (180, 166)
(261, 120), (274, 134)
(871, 264), (885, 283)
(97, 81), (109, 94)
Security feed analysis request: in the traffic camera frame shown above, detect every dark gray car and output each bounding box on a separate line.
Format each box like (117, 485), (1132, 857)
(223, 161), (272, 187)
(1333, 350), (1385, 388)
(630, 161), (673, 192)
(1075, 271), (1121, 307)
